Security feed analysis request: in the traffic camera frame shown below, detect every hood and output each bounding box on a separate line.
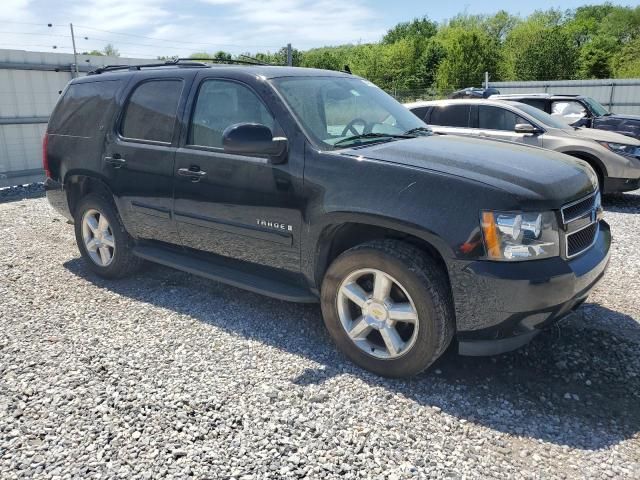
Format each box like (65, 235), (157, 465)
(344, 135), (596, 203)
(570, 126), (640, 145)
(605, 113), (640, 122)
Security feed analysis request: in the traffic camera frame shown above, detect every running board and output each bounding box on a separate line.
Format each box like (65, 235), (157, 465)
(132, 245), (318, 303)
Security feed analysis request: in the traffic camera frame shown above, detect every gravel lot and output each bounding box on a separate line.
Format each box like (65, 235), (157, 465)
(1, 192), (639, 479)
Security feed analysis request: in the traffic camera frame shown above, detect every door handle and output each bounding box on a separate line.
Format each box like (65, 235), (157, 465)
(105, 155), (127, 168)
(177, 167), (207, 182)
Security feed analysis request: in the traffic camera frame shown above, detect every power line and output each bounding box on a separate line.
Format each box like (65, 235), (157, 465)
(0, 30), (71, 39)
(73, 24), (282, 49)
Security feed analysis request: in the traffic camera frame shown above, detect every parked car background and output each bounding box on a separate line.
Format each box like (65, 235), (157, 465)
(406, 98), (640, 194)
(490, 93), (640, 141)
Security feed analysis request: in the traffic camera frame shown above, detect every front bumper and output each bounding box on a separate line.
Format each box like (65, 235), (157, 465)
(44, 177), (73, 221)
(452, 221), (611, 356)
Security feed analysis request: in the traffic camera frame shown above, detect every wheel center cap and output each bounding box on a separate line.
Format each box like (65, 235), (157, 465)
(363, 301), (389, 328)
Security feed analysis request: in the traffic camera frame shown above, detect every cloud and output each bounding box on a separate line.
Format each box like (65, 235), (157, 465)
(0, 0), (35, 22)
(69, 0), (171, 32)
(0, 0), (384, 59)
(198, 0), (384, 48)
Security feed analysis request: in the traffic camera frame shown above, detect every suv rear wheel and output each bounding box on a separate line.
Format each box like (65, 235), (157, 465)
(321, 240), (454, 377)
(74, 193), (142, 279)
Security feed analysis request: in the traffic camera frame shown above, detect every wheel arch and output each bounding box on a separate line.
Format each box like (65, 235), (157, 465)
(562, 151), (608, 184)
(313, 217), (453, 291)
(64, 171), (115, 218)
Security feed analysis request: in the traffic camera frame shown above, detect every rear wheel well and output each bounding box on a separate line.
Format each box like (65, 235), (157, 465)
(317, 223), (449, 289)
(65, 175), (113, 217)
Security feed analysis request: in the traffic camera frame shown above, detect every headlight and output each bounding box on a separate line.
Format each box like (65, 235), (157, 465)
(598, 141), (640, 158)
(481, 211), (560, 261)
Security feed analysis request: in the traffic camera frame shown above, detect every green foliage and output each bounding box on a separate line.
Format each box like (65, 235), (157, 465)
(103, 44), (120, 57)
(502, 22), (578, 81)
(382, 17), (437, 44)
(435, 27), (498, 93)
(612, 37), (640, 78)
(186, 4), (640, 95)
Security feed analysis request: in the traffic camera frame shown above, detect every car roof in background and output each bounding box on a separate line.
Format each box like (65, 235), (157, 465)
(405, 98), (532, 109)
(490, 93), (585, 100)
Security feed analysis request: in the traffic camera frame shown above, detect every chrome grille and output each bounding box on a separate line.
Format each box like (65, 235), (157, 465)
(561, 190), (600, 259)
(561, 191), (597, 224)
(567, 223), (599, 258)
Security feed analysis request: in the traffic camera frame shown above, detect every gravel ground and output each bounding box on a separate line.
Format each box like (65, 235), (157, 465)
(1, 193), (639, 479)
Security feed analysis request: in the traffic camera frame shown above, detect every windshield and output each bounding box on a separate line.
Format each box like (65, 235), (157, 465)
(508, 101), (574, 130)
(271, 76), (428, 149)
(583, 97), (610, 116)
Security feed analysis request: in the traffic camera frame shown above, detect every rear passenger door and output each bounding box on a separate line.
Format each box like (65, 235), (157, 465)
(105, 77), (188, 245)
(476, 105), (542, 147)
(426, 104), (473, 136)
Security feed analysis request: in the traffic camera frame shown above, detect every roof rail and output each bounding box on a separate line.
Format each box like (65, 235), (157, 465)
(88, 57), (269, 75)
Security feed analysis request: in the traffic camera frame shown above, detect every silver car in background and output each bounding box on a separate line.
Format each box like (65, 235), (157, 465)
(405, 99), (640, 193)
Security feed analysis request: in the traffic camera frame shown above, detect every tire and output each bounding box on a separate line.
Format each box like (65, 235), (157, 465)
(321, 240), (454, 377)
(74, 193), (142, 279)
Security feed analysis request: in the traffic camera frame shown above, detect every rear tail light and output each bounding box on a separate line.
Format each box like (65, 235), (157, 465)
(42, 133), (51, 178)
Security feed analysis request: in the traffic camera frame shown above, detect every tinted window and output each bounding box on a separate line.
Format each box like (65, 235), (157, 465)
(49, 80), (121, 137)
(478, 106), (529, 131)
(121, 80), (183, 142)
(189, 80), (274, 148)
(519, 99), (548, 111)
(409, 106), (429, 121)
(429, 105), (470, 127)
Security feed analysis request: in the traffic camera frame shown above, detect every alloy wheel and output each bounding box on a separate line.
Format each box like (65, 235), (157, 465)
(336, 268), (420, 359)
(81, 209), (115, 267)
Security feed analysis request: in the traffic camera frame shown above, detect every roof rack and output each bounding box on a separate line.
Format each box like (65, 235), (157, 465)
(88, 57), (269, 75)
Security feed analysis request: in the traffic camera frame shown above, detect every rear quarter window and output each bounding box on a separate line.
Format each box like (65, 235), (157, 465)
(48, 80), (122, 137)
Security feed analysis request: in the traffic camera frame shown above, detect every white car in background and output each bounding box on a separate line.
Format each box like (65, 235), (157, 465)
(406, 99), (640, 193)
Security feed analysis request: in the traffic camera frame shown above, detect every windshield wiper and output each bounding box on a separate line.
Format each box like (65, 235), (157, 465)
(404, 126), (432, 136)
(333, 132), (413, 147)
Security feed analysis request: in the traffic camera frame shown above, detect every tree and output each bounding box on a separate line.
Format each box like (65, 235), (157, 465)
(435, 27), (498, 94)
(103, 44), (120, 57)
(382, 17), (437, 44)
(301, 47), (345, 71)
(612, 37), (640, 78)
(502, 21), (578, 81)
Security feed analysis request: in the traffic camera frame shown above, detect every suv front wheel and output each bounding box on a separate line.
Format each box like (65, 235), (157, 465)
(321, 240), (454, 377)
(74, 193), (142, 279)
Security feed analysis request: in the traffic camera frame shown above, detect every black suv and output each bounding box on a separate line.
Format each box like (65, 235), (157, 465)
(491, 93), (640, 140)
(44, 61), (611, 377)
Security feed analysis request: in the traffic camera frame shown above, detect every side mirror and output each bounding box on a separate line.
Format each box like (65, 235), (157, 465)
(515, 123), (541, 135)
(222, 123), (288, 162)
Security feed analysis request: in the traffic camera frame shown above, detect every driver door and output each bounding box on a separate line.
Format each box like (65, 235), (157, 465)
(172, 76), (303, 273)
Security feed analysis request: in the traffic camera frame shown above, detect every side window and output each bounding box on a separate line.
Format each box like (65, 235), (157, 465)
(189, 80), (274, 148)
(49, 80), (122, 137)
(429, 105), (470, 128)
(409, 106), (429, 121)
(551, 101), (587, 124)
(478, 106), (529, 131)
(121, 80), (183, 142)
(519, 99), (548, 111)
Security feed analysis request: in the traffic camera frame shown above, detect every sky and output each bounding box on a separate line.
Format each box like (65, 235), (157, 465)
(1, 0), (639, 59)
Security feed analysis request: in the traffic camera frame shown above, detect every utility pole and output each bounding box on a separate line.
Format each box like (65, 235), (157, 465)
(484, 71), (489, 89)
(286, 43), (293, 66)
(70, 23), (79, 77)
